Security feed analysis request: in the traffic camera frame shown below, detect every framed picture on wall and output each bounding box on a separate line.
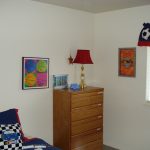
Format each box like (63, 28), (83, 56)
(22, 57), (49, 90)
(118, 47), (136, 77)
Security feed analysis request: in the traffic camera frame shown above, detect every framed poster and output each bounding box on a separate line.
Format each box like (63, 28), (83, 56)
(53, 74), (68, 89)
(22, 57), (49, 89)
(118, 47), (136, 77)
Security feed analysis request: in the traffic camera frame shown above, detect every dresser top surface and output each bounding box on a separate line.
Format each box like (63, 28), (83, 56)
(53, 86), (104, 94)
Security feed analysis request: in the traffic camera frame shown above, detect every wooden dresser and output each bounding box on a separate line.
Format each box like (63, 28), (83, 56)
(53, 86), (104, 150)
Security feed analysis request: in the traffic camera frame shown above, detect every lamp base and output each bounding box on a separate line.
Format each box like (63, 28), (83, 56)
(80, 64), (86, 89)
(80, 81), (86, 89)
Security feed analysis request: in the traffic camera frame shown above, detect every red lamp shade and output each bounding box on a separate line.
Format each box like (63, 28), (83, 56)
(73, 49), (93, 64)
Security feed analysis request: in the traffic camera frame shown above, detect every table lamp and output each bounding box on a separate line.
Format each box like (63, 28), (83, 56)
(73, 49), (93, 89)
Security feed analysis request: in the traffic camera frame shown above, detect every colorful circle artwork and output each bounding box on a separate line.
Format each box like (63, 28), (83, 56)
(23, 57), (49, 89)
(25, 73), (37, 87)
(36, 60), (47, 73)
(25, 60), (36, 73)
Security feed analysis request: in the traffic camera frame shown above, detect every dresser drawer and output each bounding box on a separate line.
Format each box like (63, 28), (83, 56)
(72, 92), (103, 108)
(72, 104), (103, 121)
(72, 116), (103, 136)
(72, 140), (102, 150)
(71, 129), (102, 149)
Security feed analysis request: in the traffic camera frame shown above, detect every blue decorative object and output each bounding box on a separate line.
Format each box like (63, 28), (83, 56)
(70, 83), (80, 90)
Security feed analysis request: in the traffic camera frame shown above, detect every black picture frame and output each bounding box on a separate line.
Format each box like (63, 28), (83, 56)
(22, 57), (49, 90)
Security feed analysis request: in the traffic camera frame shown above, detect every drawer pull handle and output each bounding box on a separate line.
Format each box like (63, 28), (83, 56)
(98, 116), (102, 119)
(98, 104), (102, 106)
(73, 108), (80, 110)
(97, 128), (101, 131)
(97, 92), (103, 94)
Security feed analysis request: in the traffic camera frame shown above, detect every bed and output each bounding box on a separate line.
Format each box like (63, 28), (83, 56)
(0, 109), (60, 150)
(23, 138), (59, 150)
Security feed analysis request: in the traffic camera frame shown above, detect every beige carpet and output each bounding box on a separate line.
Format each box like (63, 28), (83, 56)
(103, 145), (119, 150)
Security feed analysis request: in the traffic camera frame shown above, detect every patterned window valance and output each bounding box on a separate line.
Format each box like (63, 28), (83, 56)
(138, 23), (150, 46)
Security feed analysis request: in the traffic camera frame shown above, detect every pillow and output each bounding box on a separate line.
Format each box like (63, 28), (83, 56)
(0, 109), (25, 141)
(0, 123), (22, 150)
(0, 109), (19, 124)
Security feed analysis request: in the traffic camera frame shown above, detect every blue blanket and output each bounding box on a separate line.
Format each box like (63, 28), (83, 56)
(23, 138), (60, 150)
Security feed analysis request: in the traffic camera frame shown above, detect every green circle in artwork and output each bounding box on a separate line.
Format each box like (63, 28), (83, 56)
(36, 60), (47, 72)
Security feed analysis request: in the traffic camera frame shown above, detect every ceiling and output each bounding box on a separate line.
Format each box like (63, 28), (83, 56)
(33, 0), (150, 13)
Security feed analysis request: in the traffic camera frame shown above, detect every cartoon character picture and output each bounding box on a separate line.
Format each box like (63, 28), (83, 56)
(119, 48), (136, 77)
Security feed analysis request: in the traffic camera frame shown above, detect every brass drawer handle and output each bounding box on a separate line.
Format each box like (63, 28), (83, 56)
(98, 115), (102, 119)
(98, 104), (102, 106)
(73, 108), (80, 110)
(97, 91), (103, 95)
(97, 128), (101, 131)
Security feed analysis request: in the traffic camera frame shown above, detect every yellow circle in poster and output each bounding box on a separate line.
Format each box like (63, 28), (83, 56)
(36, 60), (47, 73)
(25, 73), (36, 87)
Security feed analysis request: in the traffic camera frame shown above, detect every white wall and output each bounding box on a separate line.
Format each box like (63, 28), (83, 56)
(0, 0), (94, 143)
(94, 5), (150, 150)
